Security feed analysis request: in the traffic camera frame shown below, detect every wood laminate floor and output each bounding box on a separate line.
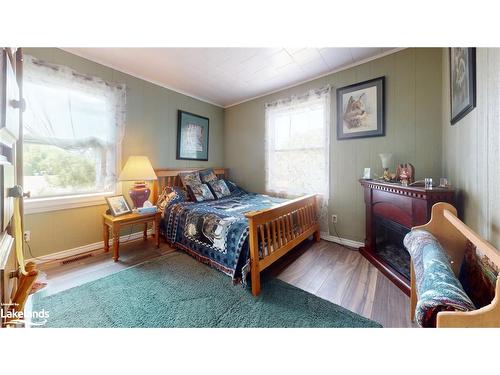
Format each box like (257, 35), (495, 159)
(38, 237), (414, 327)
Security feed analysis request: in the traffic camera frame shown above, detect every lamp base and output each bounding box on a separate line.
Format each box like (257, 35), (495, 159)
(129, 181), (150, 208)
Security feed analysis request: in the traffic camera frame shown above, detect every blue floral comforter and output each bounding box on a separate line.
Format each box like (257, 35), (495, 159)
(160, 192), (286, 283)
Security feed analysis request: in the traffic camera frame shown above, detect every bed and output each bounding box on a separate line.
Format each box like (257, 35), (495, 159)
(152, 168), (320, 296)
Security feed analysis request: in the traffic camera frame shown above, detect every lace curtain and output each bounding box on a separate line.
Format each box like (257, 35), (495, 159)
(23, 55), (126, 196)
(265, 86), (330, 231)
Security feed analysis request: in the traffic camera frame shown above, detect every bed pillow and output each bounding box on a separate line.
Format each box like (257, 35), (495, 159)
(179, 171), (202, 188)
(222, 179), (246, 195)
(207, 179), (231, 199)
(157, 186), (188, 212)
(199, 168), (219, 183)
(186, 183), (215, 202)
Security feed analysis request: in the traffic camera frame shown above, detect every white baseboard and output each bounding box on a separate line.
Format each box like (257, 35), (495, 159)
(28, 229), (360, 266)
(27, 229), (153, 265)
(320, 232), (363, 249)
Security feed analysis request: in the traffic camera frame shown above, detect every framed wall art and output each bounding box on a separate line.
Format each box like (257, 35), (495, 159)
(336, 76), (385, 140)
(450, 47), (476, 125)
(176, 110), (209, 161)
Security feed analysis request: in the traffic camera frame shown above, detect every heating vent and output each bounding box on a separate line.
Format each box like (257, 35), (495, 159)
(61, 253), (92, 265)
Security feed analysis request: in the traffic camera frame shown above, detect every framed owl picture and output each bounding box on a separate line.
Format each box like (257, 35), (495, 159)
(336, 76), (385, 140)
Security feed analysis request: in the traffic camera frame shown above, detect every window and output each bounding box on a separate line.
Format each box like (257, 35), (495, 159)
(23, 56), (125, 213)
(265, 88), (330, 199)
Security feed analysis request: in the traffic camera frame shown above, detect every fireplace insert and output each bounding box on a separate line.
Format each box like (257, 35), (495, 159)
(374, 216), (411, 280)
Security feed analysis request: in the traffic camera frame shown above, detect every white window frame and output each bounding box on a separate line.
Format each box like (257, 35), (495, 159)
(264, 88), (330, 198)
(22, 56), (125, 215)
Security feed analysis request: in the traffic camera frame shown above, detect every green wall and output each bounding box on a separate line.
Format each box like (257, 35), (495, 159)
(442, 48), (500, 249)
(23, 48), (225, 257)
(25, 47), (448, 256)
(225, 48), (443, 242)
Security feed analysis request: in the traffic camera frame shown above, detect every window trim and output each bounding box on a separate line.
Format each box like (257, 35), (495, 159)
(265, 93), (330, 197)
(24, 190), (119, 215)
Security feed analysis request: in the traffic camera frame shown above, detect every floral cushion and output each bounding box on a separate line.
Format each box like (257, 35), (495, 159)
(157, 186), (188, 215)
(179, 171), (202, 188)
(459, 240), (499, 308)
(207, 179), (231, 199)
(199, 168), (219, 183)
(186, 183), (215, 202)
(404, 229), (475, 327)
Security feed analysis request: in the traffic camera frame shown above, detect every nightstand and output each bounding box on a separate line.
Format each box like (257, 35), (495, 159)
(102, 211), (161, 262)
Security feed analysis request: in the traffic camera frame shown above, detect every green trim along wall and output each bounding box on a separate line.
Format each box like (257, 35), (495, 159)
(23, 48), (225, 257)
(442, 48), (500, 249)
(225, 48), (443, 243)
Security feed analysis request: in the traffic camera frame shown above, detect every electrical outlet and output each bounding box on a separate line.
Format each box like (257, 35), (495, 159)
(331, 214), (338, 224)
(24, 230), (31, 242)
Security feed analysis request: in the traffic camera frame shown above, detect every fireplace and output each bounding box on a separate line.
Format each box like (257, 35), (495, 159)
(374, 216), (411, 280)
(359, 179), (455, 295)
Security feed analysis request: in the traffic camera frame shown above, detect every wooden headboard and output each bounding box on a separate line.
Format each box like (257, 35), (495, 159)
(152, 168), (229, 204)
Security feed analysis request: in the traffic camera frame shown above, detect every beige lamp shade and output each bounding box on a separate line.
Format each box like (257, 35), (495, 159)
(118, 156), (157, 181)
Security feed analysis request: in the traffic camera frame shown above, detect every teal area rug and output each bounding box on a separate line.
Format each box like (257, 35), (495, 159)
(33, 252), (381, 328)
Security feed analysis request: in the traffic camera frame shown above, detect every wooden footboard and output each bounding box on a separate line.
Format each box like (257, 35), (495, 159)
(245, 194), (320, 296)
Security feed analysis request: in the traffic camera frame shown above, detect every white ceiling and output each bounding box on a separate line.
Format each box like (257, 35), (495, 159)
(63, 48), (399, 108)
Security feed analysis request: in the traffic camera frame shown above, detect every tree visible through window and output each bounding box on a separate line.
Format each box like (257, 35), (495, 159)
(23, 56), (125, 199)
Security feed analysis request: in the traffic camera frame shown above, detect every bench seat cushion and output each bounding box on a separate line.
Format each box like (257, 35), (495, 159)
(404, 230), (475, 327)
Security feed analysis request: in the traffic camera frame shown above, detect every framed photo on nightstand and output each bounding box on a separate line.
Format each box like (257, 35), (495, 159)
(105, 195), (132, 216)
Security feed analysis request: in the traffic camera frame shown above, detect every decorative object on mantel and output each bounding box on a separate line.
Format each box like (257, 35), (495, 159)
(336, 76), (385, 140)
(439, 177), (449, 187)
(379, 153), (396, 182)
(450, 48), (476, 125)
(396, 163), (415, 186)
(118, 156), (157, 208)
(362, 167), (371, 179)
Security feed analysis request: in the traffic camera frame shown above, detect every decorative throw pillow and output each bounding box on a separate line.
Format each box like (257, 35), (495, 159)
(207, 179), (231, 199)
(179, 171), (202, 188)
(186, 183), (215, 202)
(157, 186), (188, 212)
(199, 168), (218, 183)
(222, 179), (246, 195)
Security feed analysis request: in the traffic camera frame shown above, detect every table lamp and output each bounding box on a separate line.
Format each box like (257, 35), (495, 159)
(379, 153), (393, 181)
(118, 156), (157, 208)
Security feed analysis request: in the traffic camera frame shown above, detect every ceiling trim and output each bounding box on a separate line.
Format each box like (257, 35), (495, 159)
(224, 47), (406, 108)
(60, 48), (225, 108)
(62, 47), (406, 109)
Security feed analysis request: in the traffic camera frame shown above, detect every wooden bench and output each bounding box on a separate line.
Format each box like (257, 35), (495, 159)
(410, 202), (500, 327)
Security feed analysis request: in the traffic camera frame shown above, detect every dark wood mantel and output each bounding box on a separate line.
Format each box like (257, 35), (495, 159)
(359, 179), (455, 295)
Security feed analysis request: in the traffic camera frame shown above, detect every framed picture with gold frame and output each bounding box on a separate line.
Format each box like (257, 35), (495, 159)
(105, 195), (132, 216)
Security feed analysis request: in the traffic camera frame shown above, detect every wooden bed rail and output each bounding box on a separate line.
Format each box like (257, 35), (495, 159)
(151, 168), (320, 297)
(245, 194), (320, 296)
(410, 202), (500, 327)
